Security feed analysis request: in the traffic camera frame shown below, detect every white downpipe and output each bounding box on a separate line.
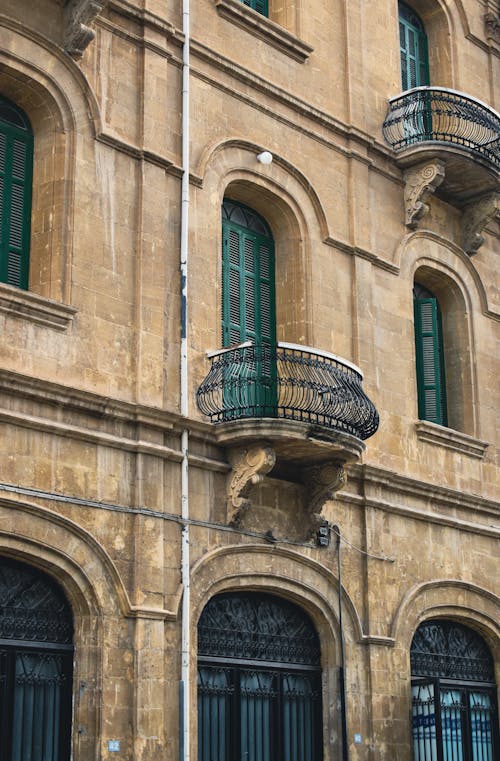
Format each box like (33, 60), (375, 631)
(180, 0), (190, 759)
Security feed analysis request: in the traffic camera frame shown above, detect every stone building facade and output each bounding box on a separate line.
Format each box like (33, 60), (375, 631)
(0, 1), (498, 760)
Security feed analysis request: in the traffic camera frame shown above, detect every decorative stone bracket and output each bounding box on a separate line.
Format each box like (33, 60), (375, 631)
(462, 193), (499, 255)
(485, 12), (500, 45)
(403, 160), (446, 228)
(65, 0), (107, 59)
(226, 445), (276, 526)
(301, 462), (346, 536)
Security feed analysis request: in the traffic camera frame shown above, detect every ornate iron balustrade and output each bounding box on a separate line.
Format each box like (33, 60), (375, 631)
(382, 87), (500, 170)
(196, 342), (379, 440)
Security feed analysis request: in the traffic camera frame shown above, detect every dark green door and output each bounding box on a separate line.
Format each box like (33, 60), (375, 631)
(399, 2), (432, 139)
(221, 200), (277, 417)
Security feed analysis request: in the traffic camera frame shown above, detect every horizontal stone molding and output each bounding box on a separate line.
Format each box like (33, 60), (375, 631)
(352, 464), (499, 518)
(215, 0), (313, 63)
(415, 420), (489, 459)
(0, 369), (229, 471)
(0, 284), (77, 330)
(190, 40), (393, 161)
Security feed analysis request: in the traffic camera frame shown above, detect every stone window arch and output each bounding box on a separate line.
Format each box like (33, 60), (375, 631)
(412, 266), (473, 434)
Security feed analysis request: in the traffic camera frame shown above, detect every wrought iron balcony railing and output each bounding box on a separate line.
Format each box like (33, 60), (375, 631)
(382, 87), (500, 170)
(196, 342), (379, 441)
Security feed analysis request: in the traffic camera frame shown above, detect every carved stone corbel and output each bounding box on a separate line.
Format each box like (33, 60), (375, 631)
(484, 13), (500, 44)
(462, 193), (499, 255)
(301, 462), (346, 535)
(403, 160), (445, 228)
(226, 445), (276, 526)
(65, 0), (107, 59)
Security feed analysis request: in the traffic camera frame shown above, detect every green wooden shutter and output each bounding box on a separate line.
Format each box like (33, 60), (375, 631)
(241, 0), (269, 17)
(0, 99), (33, 290)
(399, 2), (430, 90)
(221, 201), (277, 417)
(222, 204), (275, 348)
(414, 296), (447, 426)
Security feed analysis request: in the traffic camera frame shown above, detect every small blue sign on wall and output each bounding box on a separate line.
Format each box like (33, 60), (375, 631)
(108, 740), (120, 752)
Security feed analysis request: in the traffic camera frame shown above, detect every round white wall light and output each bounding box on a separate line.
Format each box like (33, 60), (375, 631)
(256, 151), (273, 164)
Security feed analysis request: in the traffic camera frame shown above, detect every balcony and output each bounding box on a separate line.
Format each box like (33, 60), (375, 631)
(382, 87), (500, 204)
(197, 342), (379, 469)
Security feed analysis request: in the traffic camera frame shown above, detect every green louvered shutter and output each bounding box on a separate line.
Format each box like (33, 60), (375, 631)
(399, 2), (430, 90)
(222, 201), (276, 417)
(0, 99), (33, 290)
(241, 0), (269, 16)
(222, 209), (275, 349)
(414, 296), (447, 426)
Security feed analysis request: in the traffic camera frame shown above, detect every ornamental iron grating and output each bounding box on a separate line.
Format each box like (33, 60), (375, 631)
(0, 558), (73, 645)
(198, 592), (321, 667)
(411, 620), (495, 683)
(197, 343), (380, 440)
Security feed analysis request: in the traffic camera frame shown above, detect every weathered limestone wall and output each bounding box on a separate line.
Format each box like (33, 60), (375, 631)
(0, 1), (497, 760)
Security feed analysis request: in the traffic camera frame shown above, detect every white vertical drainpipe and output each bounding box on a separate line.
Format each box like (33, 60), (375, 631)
(180, 0), (190, 759)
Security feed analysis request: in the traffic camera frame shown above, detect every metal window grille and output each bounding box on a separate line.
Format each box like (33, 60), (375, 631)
(411, 621), (498, 761)
(0, 558), (73, 761)
(197, 592), (323, 761)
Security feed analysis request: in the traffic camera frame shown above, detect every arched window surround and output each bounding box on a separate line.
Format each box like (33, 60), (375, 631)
(412, 265), (475, 435)
(219, 178), (313, 349)
(0, 38), (99, 312)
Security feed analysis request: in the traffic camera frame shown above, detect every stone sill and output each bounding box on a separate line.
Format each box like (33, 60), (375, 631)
(0, 283), (77, 331)
(415, 420), (489, 459)
(215, 0), (313, 63)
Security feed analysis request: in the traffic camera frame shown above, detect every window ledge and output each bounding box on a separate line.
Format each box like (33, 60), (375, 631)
(215, 0), (313, 63)
(415, 421), (489, 459)
(0, 283), (77, 331)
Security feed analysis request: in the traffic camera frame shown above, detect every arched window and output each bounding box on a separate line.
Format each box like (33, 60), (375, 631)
(399, 2), (430, 89)
(413, 282), (447, 427)
(241, 0), (268, 17)
(0, 97), (33, 290)
(0, 557), (74, 761)
(197, 592), (323, 761)
(411, 620), (499, 761)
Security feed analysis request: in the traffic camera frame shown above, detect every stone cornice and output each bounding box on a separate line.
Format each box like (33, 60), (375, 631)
(0, 368), (219, 445)
(106, 0), (175, 38)
(348, 464), (499, 521)
(415, 421), (489, 459)
(344, 490), (500, 539)
(0, 284), (77, 330)
(214, 0), (313, 63)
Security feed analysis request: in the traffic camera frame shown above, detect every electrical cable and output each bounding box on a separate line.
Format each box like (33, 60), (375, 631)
(0, 481), (395, 562)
